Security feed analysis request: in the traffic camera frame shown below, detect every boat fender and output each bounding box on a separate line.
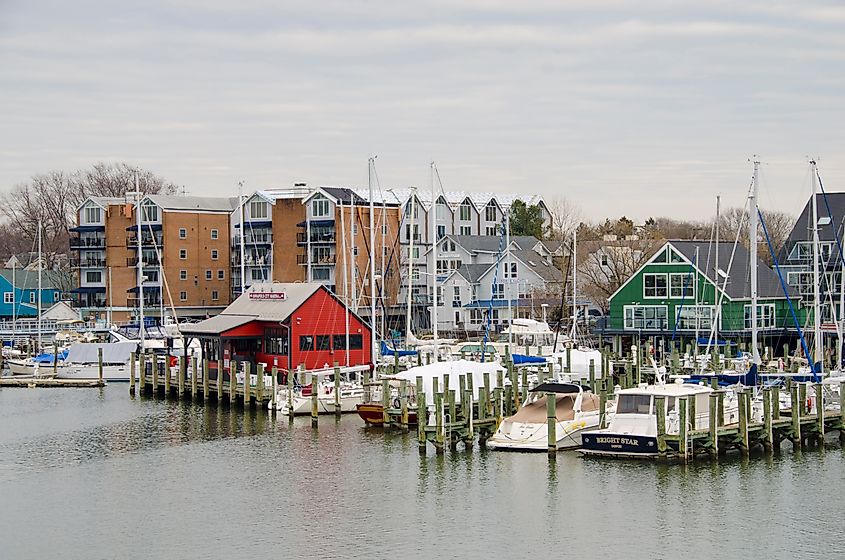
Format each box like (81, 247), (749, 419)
(393, 397), (401, 409)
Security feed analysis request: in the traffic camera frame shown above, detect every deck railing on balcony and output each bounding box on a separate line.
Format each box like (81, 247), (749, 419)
(70, 237), (105, 249)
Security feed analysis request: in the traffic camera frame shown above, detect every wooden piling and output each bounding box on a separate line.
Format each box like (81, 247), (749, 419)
(738, 388), (749, 456)
(287, 367), (294, 419)
(416, 376), (426, 453)
(679, 397), (688, 462)
(190, 356), (197, 397)
(400, 379), (409, 428)
(655, 395), (667, 456)
(243, 361), (251, 406)
(494, 387), (503, 427)
(599, 379), (608, 429)
(139, 352), (146, 393)
(588, 359), (595, 393)
(129, 352), (136, 395)
(164, 354), (170, 394)
(381, 377), (390, 425)
(435, 391), (445, 454)
(178, 356), (185, 396)
(152, 353), (159, 392)
(708, 393), (718, 458)
(717, 390), (725, 427)
(763, 387), (773, 453)
(311, 373), (319, 427)
(840, 381), (845, 445)
(772, 384), (780, 420)
(814, 382), (824, 441)
(256, 363), (265, 405)
(483, 371), (492, 418)
(790, 383), (801, 448)
(229, 362), (236, 404)
(98, 348), (103, 384)
(565, 346), (571, 374)
(547, 391), (557, 455)
(799, 383), (808, 416)
(332, 363), (340, 417)
(463, 388), (473, 449)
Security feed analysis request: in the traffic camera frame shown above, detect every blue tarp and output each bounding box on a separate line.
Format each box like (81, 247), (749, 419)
(512, 353), (547, 365)
(696, 337), (734, 346)
(380, 340), (417, 357)
(33, 350), (68, 364)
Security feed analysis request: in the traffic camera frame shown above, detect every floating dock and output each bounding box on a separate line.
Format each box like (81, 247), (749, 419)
(0, 377), (104, 388)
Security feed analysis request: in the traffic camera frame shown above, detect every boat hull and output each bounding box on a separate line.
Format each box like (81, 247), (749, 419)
(356, 403), (420, 425)
(487, 420), (598, 451)
(56, 364), (132, 382)
(273, 393), (364, 415)
(6, 360), (58, 377)
(579, 432), (660, 458)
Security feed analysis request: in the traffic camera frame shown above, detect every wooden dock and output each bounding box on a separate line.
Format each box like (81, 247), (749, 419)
(0, 377), (104, 388)
(134, 354), (278, 409)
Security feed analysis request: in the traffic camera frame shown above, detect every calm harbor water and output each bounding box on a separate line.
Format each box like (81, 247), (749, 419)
(2, 386), (844, 559)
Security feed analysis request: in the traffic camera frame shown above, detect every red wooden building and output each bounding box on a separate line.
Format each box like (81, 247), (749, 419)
(181, 283), (372, 380)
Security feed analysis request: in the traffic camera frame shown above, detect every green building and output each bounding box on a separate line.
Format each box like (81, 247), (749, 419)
(600, 240), (805, 355)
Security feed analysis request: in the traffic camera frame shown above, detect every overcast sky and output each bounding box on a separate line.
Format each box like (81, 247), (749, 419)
(2, 0), (844, 221)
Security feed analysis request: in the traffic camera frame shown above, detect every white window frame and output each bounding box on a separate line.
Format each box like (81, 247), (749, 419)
(179, 291), (187, 302)
(460, 225), (471, 235)
(460, 204), (471, 221)
(179, 249), (187, 260)
(29, 292), (35, 304)
(180, 270), (187, 281)
(211, 229), (218, 240)
(744, 303), (776, 329)
(211, 249), (218, 260)
(3, 292), (12, 304)
(179, 228), (187, 239)
(83, 205), (102, 224)
(643, 273), (668, 299)
(205, 270), (212, 280)
(311, 197), (330, 218)
(485, 204), (497, 222)
(211, 290), (219, 301)
(249, 200), (268, 220)
(675, 305), (716, 331)
(624, 305), (668, 330)
(669, 272), (694, 299)
(492, 283), (505, 300)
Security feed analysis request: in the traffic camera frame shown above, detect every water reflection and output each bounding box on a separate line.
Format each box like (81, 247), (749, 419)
(3, 387), (845, 559)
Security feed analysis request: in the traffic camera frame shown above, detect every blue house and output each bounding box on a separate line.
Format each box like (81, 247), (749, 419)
(0, 269), (61, 319)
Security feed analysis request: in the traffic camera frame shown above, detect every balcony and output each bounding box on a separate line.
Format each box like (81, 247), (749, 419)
(233, 232), (273, 246)
(70, 237), (105, 250)
(297, 253), (336, 265)
(71, 257), (107, 268)
(126, 235), (163, 249)
(231, 253), (272, 267)
(296, 230), (336, 245)
(126, 257), (162, 268)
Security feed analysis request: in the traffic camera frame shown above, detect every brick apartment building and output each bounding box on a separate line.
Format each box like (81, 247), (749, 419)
(72, 195), (236, 322)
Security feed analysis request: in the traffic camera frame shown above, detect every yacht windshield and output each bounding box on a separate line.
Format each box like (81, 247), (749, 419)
(617, 394), (652, 414)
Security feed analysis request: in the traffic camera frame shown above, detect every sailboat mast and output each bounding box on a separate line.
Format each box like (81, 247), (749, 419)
(430, 162), (438, 356)
(239, 181), (246, 295)
(406, 187), (416, 340)
(839, 218), (844, 369)
(715, 195), (720, 347)
(571, 228), (577, 340)
(368, 158), (377, 364)
(811, 159), (823, 369)
(694, 246), (700, 350)
(505, 210), (512, 349)
(749, 158), (760, 366)
(135, 176), (145, 349)
(37, 218), (42, 354)
(340, 200), (350, 366)
(350, 197), (357, 312)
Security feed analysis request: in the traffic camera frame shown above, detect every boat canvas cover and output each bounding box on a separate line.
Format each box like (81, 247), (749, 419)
(392, 359), (506, 406)
(65, 342), (139, 365)
(505, 393), (599, 423)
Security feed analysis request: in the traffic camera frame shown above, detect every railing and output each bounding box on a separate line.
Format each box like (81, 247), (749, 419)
(296, 254), (336, 265)
(70, 237), (105, 249)
(296, 231), (336, 244)
(71, 258), (107, 268)
(126, 236), (163, 248)
(126, 257), (161, 267)
(233, 233), (273, 245)
(0, 319), (99, 334)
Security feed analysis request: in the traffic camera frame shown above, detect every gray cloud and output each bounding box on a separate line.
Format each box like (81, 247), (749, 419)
(1, 0), (843, 221)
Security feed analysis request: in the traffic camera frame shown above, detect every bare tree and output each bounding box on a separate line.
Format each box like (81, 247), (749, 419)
(577, 238), (662, 312)
(716, 207), (795, 265)
(0, 163), (179, 268)
(546, 196), (582, 241)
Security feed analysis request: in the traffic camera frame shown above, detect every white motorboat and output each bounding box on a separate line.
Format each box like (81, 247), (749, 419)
(487, 382), (613, 451)
(6, 349), (68, 377)
(581, 381), (738, 458)
(54, 341), (139, 381)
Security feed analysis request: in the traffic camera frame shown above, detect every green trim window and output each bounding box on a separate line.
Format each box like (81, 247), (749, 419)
(744, 304), (776, 329)
(624, 305), (668, 329)
(669, 273), (694, 299)
(643, 273), (667, 298)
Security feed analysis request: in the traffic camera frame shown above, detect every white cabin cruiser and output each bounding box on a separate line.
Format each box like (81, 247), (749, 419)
(55, 342), (139, 381)
(581, 381), (737, 458)
(487, 382), (612, 451)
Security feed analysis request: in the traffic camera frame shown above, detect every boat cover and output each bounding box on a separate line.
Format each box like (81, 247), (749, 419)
(65, 342), (139, 365)
(380, 340), (417, 357)
(34, 350), (69, 364)
(392, 359), (506, 406)
(512, 353), (547, 365)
